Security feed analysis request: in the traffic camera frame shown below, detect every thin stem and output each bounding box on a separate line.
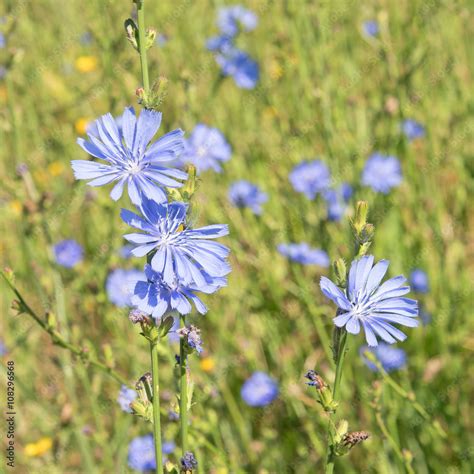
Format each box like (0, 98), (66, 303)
(325, 329), (348, 474)
(136, 0), (150, 91)
(150, 340), (164, 474)
(1, 271), (128, 385)
(179, 315), (189, 455)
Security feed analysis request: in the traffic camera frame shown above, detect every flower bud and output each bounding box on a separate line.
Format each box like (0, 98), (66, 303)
(124, 18), (139, 51)
(145, 27), (157, 50)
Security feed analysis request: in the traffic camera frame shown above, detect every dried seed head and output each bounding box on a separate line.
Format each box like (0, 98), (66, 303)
(342, 431), (370, 448)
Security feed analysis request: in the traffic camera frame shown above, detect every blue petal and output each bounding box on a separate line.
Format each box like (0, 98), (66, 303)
(134, 109), (162, 156)
(365, 259), (390, 294)
(320, 277), (351, 311)
(121, 107), (137, 150)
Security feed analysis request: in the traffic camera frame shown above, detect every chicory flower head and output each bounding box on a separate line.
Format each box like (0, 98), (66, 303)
(106, 268), (144, 307)
(72, 107), (187, 205)
(241, 371), (279, 407)
(363, 20), (379, 37)
(181, 451), (198, 471)
(360, 343), (407, 372)
(278, 243), (330, 267)
(117, 385), (137, 413)
(131, 264), (226, 320)
(402, 119), (425, 141)
(121, 198), (230, 287)
(215, 48), (259, 89)
(217, 5), (258, 37)
(289, 160), (331, 199)
(178, 325), (203, 354)
(179, 124), (231, 173)
(362, 153), (402, 194)
(53, 239), (84, 268)
(127, 434), (156, 471)
(228, 180), (267, 214)
(324, 183), (353, 221)
(409, 269), (429, 293)
(320, 255), (419, 346)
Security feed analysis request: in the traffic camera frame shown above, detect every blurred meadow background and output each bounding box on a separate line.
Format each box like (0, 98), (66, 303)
(1, 0), (473, 473)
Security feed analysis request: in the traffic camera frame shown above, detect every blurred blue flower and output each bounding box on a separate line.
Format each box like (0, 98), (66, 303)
(217, 6), (258, 37)
(53, 239), (84, 268)
(206, 34), (234, 53)
(216, 48), (259, 89)
(117, 385), (137, 413)
(128, 434), (156, 472)
(0, 33), (5, 48)
(289, 160), (331, 199)
(106, 268), (143, 307)
(420, 309), (432, 325)
(362, 153), (402, 194)
(120, 244), (134, 259)
(122, 198), (230, 287)
(228, 180), (267, 214)
(79, 31), (93, 45)
(131, 264), (226, 320)
(179, 124), (231, 173)
(181, 451), (198, 471)
(320, 255), (419, 346)
(360, 343), (407, 372)
(324, 183), (353, 221)
(402, 119), (425, 141)
(72, 107), (187, 205)
(162, 440), (176, 455)
(363, 20), (379, 37)
(0, 66), (6, 79)
(241, 371), (279, 407)
(410, 269), (429, 293)
(278, 243), (330, 267)
(0, 339), (7, 356)
(156, 33), (168, 47)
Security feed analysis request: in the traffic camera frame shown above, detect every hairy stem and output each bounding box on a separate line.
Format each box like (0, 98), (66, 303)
(150, 340), (164, 474)
(179, 315), (189, 455)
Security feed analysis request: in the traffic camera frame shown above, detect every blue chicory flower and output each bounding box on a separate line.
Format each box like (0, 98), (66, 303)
(106, 268), (144, 307)
(0, 339), (7, 356)
(363, 20), (379, 37)
(215, 48), (259, 89)
(402, 119), (425, 141)
(362, 153), (402, 194)
(206, 34), (234, 53)
(179, 124), (231, 173)
(121, 198), (230, 287)
(53, 239), (84, 268)
(178, 325), (203, 354)
(360, 343), (407, 372)
(117, 385), (137, 413)
(289, 160), (331, 199)
(324, 183), (353, 221)
(72, 107), (187, 205)
(278, 243), (330, 267)
(241, 371), (279, 407)
(0, 33), (5, 48)
(228, 180), (267, 214)
(409, 269), (429, 293)
(217, 6), (258, 37)
(131, 264), (226, 320)
(320, 255), (419, 346)
(127, 435), (175, 471)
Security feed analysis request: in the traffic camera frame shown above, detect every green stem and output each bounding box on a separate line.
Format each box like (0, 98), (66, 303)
(1, 271), (128, 385)
(150, 340), (164, 474)
(179, 315), (189, 455)
(325, 329), (348, 474)
(136, 0), (150, 91)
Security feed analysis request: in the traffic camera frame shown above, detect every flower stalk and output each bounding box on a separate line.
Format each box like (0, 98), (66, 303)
(150, 338), (164, 474)
(179, 315), (189, 455)
(135, 0), (150, 92)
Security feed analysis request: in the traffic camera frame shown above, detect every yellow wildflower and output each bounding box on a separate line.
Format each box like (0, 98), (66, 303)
(47, 161), (65, 177)
(24, 437), (53, 457)
(200, 357), (215, 373)
(75, 55), (98, 73)
(9, 200), (22, 216)
(75, 117), (91, 135)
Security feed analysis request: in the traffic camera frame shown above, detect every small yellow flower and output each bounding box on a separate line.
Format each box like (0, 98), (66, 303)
(9, 200), (22, 216)
(24, 437), (53, 457)
(269, 59), (283, 81)
(33, 169), (49, 185)
(75, 55), (98, 73)
(75, 117), (91, 135)
(200, 357), (215, 373)
(47, 161), (65, 177)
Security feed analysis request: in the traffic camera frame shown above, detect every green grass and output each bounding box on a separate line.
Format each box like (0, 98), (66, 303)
(1, 0), (473, 472)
